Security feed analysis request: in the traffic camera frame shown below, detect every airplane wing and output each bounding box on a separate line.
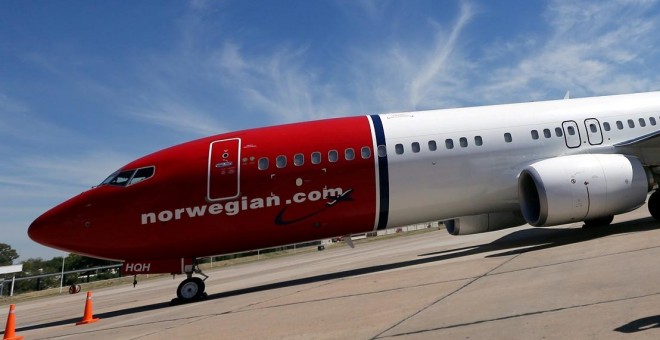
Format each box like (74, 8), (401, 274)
(615, 130), (660, 166)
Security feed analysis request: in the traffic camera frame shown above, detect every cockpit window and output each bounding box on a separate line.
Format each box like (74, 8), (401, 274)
(102, 170), (134, 186)
(129, 167), (155, 185)
(101, 166), (155, 187)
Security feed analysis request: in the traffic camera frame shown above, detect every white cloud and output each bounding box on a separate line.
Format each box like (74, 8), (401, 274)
(130, 98), (227, 136)
(346, 2), (477, 113)
(0, 93), (71, 143)
(213, 42), (354, 122)
(409, 5), (475, 108)
(353, 0), (383, 21)
(0, 92), (28, 113)
(0, 151), (131, 222)
(341, 0), (660, 110)
(477, 0), (660, 102)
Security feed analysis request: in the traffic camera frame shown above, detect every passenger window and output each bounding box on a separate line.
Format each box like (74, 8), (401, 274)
(650, 117), (657, 126)
(555, 128), (563, 137)
(361, 146), (371, 159)
(474, 136), (483, 146)
(603, 122), (611, 131)
(345, 148), (355, 161)
(531, 130), (539, 140)
(328, 150), (338, 162)
(395, 144), (404, 154)
(628, 119), (635, 128)
(504, 133), (512, 143)
(567, 126), (575, 135)
(311, 152), (321, 164)
(428, 140), (437, 151)
(616, 121), (624, 129)
(377, 145), (387, 157)
(589, 124), (597, 133)
(294, 153), (304, 166)
(459, 137), (468, 147)
(129, 167), (155, 185)
(411, 142), (420, 153)
(445, 139), (454, 149)
(258, 157), (269, 170)
(543, 129), (551, 138)
(639, 118), (646, 127)
(276, 155), (287, 168)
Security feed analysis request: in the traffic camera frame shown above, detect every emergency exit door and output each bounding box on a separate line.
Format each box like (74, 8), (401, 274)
(584, 118), (603, 145)
(207, 138), (241, 201)
(562, 121), (582, 148)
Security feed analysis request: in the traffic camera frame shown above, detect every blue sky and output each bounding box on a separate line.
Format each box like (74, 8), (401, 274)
(2, 0), (660, 261)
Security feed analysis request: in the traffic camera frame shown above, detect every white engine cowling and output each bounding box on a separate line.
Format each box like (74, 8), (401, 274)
(445, 211), (527, 235)
(518, 154), (650, 227)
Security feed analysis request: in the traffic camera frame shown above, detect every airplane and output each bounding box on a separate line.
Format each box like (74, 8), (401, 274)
(28, 91), (660, 303)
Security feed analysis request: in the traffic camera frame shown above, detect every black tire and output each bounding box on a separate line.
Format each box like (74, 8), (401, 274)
(176, 277), (206, 301)
(649, 191), (660, 220)
(583, 215), (614, 228)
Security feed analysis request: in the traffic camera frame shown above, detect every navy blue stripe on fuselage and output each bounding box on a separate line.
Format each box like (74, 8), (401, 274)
(370, 115), (389, 230)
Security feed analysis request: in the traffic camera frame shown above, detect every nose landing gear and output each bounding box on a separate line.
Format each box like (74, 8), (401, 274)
(171, 262), (208, 305)
(177, 277), (206, 300)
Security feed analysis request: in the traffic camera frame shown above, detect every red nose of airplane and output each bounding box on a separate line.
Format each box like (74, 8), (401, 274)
(27, 214), (46, 245)
(28, 195), (84, 252)
(28, 205), (70, 251)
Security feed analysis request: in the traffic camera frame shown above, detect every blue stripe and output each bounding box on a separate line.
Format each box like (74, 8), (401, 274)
(370, 115), (389, 230)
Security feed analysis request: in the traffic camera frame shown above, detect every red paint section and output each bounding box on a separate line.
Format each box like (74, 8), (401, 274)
(29, 116), (378, 268)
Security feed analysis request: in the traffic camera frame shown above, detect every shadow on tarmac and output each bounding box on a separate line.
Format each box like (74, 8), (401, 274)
(614, 315), (660, 333)
(420, 216), (658, 259)
(12, 217), (659, 333)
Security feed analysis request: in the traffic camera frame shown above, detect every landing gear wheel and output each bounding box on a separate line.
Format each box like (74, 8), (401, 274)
(176, 277), (206, 301)
(649, 191), (660, 220)
(583, 215), (614, 228)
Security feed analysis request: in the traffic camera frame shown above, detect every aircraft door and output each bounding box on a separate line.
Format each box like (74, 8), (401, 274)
(208, 138), (241, 201)
(562, 121), (582, 148)
(584, 118), (603, 145)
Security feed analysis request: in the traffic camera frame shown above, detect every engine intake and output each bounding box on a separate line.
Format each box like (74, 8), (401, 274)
(518, 154), (649, 227)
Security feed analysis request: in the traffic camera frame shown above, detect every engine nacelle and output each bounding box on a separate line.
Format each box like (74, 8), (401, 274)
(445, 211), (527, 236)
(518, 154), (650, 227)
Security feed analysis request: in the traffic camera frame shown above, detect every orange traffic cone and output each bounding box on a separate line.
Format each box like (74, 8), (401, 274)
(3, 304), (23, 340)
(76, 291), (100, 325)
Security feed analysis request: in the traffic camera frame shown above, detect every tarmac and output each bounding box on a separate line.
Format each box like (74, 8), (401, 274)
(4, 204), (660, 339)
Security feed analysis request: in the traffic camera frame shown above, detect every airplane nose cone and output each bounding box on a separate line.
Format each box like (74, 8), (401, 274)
(28, 210), (66, 248)
(28, 196), (83, 251)
(27, 216), (45, 244)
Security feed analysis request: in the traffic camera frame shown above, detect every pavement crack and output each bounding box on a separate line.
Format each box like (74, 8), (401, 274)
(491, 243), (660, 276)
(232, 280), (336, 312)
(33, 314), (210, 339)
(228, 274), (480, 313)
(129, 314), (218, 339)
(371, 254), (520, 340)
(378, 290), (660, 338)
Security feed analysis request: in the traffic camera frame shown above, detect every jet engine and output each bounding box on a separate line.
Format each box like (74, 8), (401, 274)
(445, 211), (527, 236)
(518, 154), (651, 227)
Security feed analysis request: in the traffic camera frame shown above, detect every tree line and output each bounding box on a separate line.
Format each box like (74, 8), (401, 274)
(1, 243), (120, 294)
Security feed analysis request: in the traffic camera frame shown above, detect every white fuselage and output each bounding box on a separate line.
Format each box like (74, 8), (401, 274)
(379, 91), (660, 227)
